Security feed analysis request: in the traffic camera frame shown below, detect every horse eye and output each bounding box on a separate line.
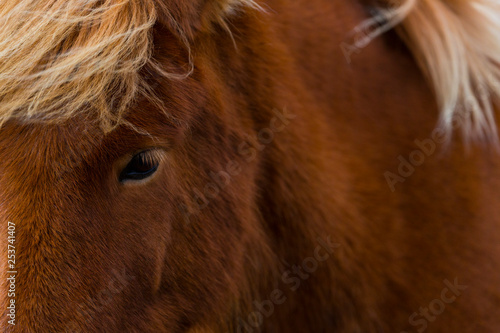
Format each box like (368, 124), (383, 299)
(119, 150), (160, 183)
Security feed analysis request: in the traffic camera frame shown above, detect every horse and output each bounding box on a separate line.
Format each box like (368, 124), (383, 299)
(1, 0), (499, 331)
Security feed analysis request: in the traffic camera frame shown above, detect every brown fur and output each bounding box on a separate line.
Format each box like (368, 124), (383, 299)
(1, 0), (499, 332)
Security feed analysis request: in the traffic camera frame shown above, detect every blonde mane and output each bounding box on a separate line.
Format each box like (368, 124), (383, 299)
(0, 0), (161, 130)
(0, 0), (257, 131)
(361, 0), (500, 143)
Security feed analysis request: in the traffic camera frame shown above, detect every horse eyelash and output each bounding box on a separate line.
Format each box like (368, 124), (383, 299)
(136, 149), (164, 166)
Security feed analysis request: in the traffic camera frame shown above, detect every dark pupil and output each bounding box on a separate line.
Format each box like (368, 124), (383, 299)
(119, 153), (158, 182)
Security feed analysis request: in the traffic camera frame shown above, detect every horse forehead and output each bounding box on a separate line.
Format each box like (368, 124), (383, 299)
(0, 121), (101, 165)
(0, 122), (105, 201)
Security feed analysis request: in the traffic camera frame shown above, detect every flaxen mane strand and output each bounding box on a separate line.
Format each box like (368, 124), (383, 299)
(365, 0), (500, 143)
(0, 0), (158, 130)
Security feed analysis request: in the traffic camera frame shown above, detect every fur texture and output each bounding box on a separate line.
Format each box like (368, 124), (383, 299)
(0, 0), (500, 332)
